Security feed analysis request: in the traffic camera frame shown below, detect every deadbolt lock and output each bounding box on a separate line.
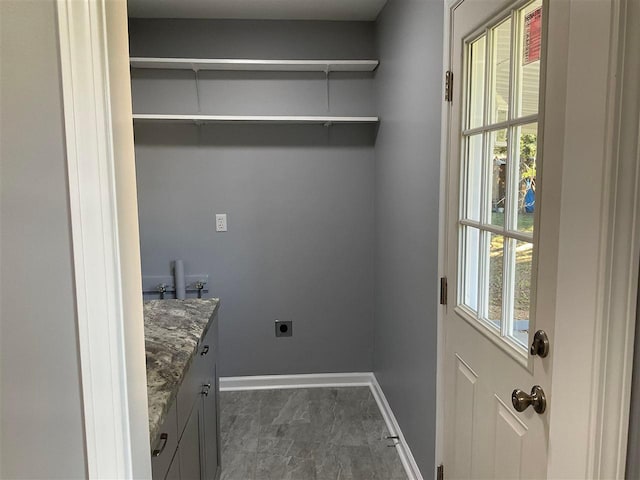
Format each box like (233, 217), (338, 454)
(530, 330), (550, 357)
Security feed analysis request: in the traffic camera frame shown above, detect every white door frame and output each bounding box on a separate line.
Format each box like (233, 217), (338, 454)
(437, 0), (640, 478)
(57, 0), (151, 477)
(591, 0), (640, 475)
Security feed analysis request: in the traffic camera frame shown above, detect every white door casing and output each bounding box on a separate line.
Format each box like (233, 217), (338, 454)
(596, 0), (640, 476)
(440, 0), (639, 478)
(57, 0), (151, 477)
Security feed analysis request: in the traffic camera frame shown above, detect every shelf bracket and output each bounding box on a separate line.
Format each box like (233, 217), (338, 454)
(325, 67), (330, 112)
(194, 118), (204, 146)
(324, 120), (332, 145)
(193, 67), (202, 113)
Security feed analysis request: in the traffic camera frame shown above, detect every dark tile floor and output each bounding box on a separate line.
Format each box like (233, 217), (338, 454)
(219, 387), (408, 480)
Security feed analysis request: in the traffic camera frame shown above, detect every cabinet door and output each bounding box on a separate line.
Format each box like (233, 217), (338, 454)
(165, 450), (180, 480)
(179, 404), (203, 480)
(201, 365), (220, 480)
(151, 402), (179, 480)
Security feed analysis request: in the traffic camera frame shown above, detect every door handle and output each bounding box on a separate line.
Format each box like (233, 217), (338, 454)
(201, 383), (211, 396)
(511, 385), (546, 414)
(151, 433), (168, 457)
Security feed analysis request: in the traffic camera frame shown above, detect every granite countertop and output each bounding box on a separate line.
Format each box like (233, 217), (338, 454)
(145, 298), (220, 445)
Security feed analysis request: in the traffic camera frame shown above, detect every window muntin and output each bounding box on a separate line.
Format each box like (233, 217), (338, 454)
(459, 0), (543, 349)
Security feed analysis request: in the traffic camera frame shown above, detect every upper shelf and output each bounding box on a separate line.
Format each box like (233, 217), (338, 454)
(132, 114), (379, 125)
(129, 57), (379, 73)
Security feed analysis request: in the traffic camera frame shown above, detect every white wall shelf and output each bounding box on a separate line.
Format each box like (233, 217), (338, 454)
(130, 57), (379, 72)
(132, 114), (379, 125)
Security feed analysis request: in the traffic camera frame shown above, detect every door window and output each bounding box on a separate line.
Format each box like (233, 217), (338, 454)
(458, 0), (543, 350)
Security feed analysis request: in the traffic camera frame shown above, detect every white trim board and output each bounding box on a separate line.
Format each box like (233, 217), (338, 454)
(591, 0), (640, 476)
(219, 373), (424, 480)
(57, 0), (152, 477)
(57, 0), (136, 477)
(369, 375), (425, 480)
(220, 372), (373, 391)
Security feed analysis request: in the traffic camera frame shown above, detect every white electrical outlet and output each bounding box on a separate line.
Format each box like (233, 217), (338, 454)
(215, 213), (227, 232)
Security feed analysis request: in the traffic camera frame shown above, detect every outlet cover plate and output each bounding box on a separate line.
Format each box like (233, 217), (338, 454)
(215, 213), (227, 232)
(275, 320), (292, 337)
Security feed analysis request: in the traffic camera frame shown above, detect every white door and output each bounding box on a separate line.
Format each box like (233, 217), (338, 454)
(443, 0), (553, 477)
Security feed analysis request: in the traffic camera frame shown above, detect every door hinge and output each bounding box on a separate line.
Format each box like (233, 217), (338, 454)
(445, 71), (453, 102)
(437, 464), (444, 480)
(440, 277), (448, 305)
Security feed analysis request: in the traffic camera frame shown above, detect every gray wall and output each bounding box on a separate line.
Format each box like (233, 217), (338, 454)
(0, 0), (87, 477)
(129, 19), (376, 59)
(131, 14), (444, 475)
(130, 20), (377, 376)
(373, 0), (444, 476)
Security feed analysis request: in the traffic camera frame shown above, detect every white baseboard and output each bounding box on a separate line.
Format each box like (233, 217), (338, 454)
(219, 372), (423, 480)
(369, 375), (424, 480)
(219, 372), (373, 391)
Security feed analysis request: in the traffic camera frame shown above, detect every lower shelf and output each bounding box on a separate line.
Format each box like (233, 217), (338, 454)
(132, 114), (379, 125)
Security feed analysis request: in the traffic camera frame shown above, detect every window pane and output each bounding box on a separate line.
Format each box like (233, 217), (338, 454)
(516, 0), (542, 117)
(468, 36), (486, 129)
(515, 123), (537, 234)
(465, 134), (483, 222)
(462, 226), (480, 312)
(490, 18), (512, 124)
(489, 129), (508, 227)
(510, 240), (533, 346)
(486, 233), (504, 328)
